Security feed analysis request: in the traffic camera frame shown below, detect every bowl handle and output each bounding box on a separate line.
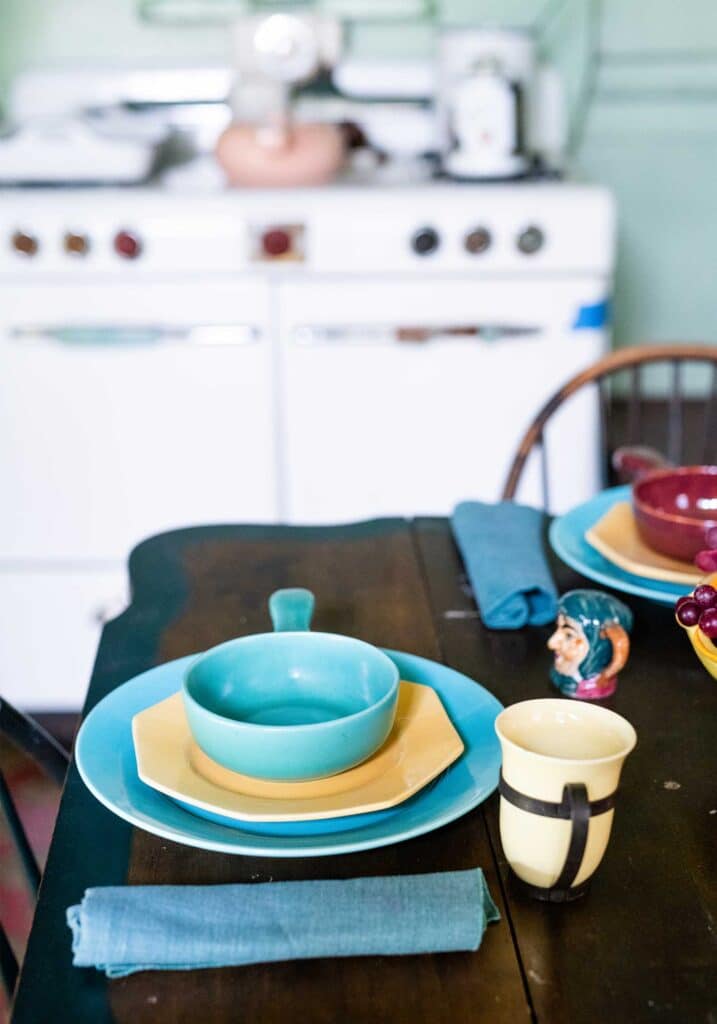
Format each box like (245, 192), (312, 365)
(268, 588), (315, 633)
(611, 445), (671, 484)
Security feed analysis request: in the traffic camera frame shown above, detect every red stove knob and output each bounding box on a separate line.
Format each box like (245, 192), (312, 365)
(262, 229), (292, 258)
(114, 230), (142, 259)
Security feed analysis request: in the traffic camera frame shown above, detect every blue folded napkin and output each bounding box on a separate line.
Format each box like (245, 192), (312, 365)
(452, 501), (558, 630)
(67, 868), (499, 977)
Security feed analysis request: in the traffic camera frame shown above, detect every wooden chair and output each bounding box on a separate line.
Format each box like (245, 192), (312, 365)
(502, 344), (717, 509)
(0, 698), (70, 999)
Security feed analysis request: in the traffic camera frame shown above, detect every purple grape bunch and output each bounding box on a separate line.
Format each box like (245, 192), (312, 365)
(676, 584), (717, 639)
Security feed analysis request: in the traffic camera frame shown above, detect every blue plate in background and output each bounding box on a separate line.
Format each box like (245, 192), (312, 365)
(550, 486), (689, 606)
(75, 649), (503, 857)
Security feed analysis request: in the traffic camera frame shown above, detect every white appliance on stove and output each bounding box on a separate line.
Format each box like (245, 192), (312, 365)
(0, 181), (614, 710)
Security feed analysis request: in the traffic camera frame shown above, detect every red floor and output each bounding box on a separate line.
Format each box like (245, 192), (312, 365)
(0, 740), (63, 1023)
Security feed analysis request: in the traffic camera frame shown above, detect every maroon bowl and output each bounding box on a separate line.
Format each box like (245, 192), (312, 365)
(633, 466), (717, 562)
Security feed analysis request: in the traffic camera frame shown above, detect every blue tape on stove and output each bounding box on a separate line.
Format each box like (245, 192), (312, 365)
(573, 300), (611, 329)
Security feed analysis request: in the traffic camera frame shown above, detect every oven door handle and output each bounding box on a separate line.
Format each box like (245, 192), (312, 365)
(10, 324), (262, 346)
(292, 324), (542, 345)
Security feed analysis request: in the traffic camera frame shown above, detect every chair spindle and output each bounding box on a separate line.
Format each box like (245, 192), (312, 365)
(0, 699), (69, 788)
(668, 360), (683, 464)
(538, 433), (550, 512)
(0, 921), (19, 1000)
(597, 378), (610, 488)
(0, 767), (41, 893)
(627, 365), (641, 444)
(702, 363), (717, 464)
(0, 699), (70, 1001)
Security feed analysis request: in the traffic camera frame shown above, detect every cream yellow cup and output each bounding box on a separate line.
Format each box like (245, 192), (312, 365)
(495, 699), (637, 902)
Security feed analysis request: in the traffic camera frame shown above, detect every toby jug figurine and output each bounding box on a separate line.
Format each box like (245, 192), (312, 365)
(548, 590), (633, 700)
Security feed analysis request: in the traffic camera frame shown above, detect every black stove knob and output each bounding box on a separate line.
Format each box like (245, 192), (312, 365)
(465, 227), (492, 255)
(412, 227), (440, 256)
(517, 226), (545, 255)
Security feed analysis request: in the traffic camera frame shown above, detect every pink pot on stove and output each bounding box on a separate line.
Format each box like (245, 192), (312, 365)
(632, 465), (717, 562)
(215, 122), (346, 188)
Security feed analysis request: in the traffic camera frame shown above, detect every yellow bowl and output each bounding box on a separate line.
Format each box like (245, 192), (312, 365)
(677, 573), (717, 679)
(685, 623), (717, 679)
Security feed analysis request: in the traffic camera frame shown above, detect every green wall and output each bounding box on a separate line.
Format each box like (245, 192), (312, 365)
(1, 0), (716, 351)
(579, 1), (717, 351)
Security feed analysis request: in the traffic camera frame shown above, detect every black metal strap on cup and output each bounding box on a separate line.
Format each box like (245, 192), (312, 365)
(499, 773), (617, 902)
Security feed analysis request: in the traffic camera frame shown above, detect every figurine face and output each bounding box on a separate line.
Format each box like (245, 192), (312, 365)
(548, 614), (590, 682)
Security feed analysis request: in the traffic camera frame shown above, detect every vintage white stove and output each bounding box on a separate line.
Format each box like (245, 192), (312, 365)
(0, 178), (614, 709)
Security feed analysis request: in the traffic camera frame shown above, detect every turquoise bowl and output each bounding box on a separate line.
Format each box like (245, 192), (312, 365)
(182, 589), (400, 781)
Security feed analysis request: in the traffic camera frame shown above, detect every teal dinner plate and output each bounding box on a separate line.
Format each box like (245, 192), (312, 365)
(550, 486), (689, 606)
(75, 650), (503, 857)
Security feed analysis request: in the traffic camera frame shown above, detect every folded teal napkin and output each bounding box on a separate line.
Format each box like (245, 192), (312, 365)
(67, 869), (499, 977)
(452, 501), (558, 630)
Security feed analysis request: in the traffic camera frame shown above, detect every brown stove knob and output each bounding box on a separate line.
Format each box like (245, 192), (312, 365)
(465, 228), (492, 255)
(11, 231), (39, 256)
(64, 232), (90, 256)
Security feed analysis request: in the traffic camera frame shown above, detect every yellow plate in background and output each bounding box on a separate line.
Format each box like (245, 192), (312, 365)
(132, 681), (464, 823)
(586, 502), (702, 586)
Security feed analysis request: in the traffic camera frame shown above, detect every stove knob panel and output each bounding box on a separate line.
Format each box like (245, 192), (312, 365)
(517, 226), (545, 255)
(11, 231), (39, 257)
(114, 230), (142, 260)
(464, 227), (492, 255)
(412, 227), (440, 256)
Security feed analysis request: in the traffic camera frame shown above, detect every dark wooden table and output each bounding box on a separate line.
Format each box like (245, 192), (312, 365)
(10, 519), (717, 1023)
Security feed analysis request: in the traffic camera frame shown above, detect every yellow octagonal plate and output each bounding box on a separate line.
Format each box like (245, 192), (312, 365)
(585, 501), (703, 587)
(132, 682), (464, 823)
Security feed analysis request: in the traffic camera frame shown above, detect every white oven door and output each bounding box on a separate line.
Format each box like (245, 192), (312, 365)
(0, 568), (128, 710)
(278, 277), (608, 522)
(0, 278), (276, 560)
